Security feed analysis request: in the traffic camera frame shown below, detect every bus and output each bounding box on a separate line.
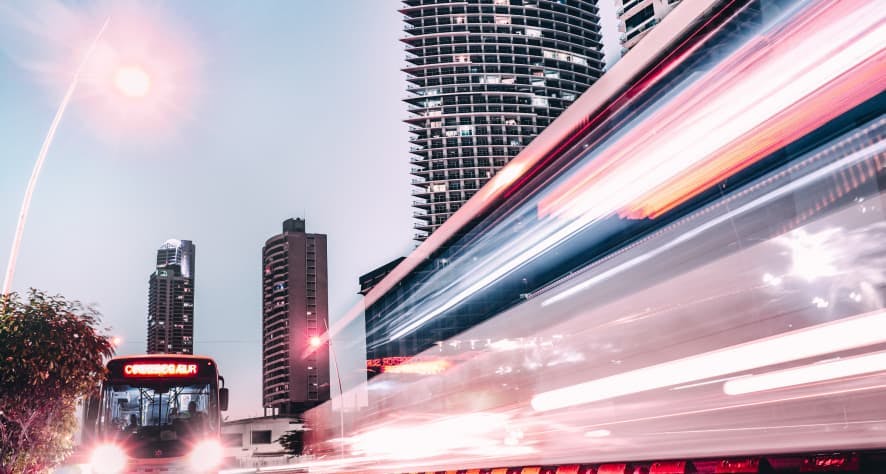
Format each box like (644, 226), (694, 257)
(81, 355), (230, 473)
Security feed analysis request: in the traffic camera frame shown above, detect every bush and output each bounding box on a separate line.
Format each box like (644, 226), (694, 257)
(0, 290), (114, 473)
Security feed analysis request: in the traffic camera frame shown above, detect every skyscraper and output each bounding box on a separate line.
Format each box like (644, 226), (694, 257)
(146, 239), (196, 354)
(262, 218), (330, 416)
(617, 0), (682, 51)
(404, 0), (605, 240)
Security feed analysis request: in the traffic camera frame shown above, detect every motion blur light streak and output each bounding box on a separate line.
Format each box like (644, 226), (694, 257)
(722, 350), (886, 395)
(388, 209), (598, 340)
(1, 17), (109, 302)
(671, 375), (751, 391)
(585, 429), (612, 438)
(349, 413), (510, 460)
(314, 0), (728, 347)
(541, 139), (885, 307)
(538, 0), (885, 222)
(386, 0), (885, 343)
(299, 0), (886, 470)
(531, 309), (886, 412)
(382, 359), (451, 375)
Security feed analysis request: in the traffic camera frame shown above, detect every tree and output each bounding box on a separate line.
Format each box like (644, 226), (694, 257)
(0, 290), (114, 474)
(276, 429), (304, 457)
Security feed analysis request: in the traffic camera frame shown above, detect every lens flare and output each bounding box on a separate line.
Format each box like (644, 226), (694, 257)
(189, 439), (224, 469)
(113, 66), (151, 97)
(90, 443), (127, 473)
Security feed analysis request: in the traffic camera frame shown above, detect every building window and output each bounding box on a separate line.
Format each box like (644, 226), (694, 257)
(531, 96), (549, 107)
(625, 5), (654, 31)
(251, 430), (272, 444)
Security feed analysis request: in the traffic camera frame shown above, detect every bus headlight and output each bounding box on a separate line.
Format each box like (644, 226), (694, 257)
(189, 439), (224, 470)
(90, 443), (127, 473)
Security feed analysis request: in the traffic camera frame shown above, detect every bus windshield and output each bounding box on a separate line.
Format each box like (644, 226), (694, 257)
(99, 381), (217, 456)
(102, 382), (215, 430)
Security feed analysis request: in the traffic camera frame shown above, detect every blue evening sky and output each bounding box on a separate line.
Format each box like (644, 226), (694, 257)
(0, 1), (619, 418)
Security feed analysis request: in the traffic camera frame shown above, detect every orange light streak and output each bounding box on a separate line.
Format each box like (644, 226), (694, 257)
(538, 0), (885, 222)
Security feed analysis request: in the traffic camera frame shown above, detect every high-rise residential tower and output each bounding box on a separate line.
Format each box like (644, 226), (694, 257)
(617, 0), (682, 51)
(262, 218), (330, 416)
(404, 0), (605, 240)
(146, 239), (196, 354)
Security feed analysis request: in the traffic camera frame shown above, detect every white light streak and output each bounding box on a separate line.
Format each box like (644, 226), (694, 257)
(389, 210), (595, 340)
(723, 350), (886, 395)
(531, 309), (886, 412)
(542, 6), (884, 223)
(349, 413), (508, 460)
(541, 140), (886, 307)
(387, 2), (884, 341)
(2, 17), (110, 300)
(585, 429), (612, 438)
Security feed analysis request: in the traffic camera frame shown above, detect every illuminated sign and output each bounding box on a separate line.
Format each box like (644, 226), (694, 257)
(366, 357), (450, 375)
(123, 363), (198, 377)
(382, 360), (450, 375)
(366, 357), (409, 369)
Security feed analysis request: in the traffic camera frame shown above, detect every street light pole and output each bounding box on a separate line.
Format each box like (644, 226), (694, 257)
(321, 318), (346, 460)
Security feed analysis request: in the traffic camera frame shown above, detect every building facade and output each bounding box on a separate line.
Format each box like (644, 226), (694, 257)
(617, 0), (682, 51)
(366, 0), (777, 373)
(221, 416), (307, 469)
(146, 239), (196, 354)
(358, 257), (405, 296)
(404, 0), (605, 240)
(262, 218), (330, 416)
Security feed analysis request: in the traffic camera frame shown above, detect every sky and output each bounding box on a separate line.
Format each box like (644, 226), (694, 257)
(0, 0), (620, 419)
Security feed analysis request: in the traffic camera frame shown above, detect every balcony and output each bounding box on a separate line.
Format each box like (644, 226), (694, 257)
(413, 222), (433, 231)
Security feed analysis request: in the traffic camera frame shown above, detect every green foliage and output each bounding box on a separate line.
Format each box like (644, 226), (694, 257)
(0, 290), (114, 474)
(276, 429), (304, 456)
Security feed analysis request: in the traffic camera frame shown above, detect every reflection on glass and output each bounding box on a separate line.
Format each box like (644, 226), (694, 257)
(100, 383), (215, 451)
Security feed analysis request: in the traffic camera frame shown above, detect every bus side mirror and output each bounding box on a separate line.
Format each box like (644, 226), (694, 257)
(219, 388), (229, 411)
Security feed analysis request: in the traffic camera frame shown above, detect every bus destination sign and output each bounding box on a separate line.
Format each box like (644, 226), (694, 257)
(123, 363), (199, 377)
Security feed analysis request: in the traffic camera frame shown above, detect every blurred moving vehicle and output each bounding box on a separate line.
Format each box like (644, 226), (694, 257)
(303, 0), (886, 472)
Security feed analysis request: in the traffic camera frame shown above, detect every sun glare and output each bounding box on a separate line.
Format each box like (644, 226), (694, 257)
(113, 66), (151, 97)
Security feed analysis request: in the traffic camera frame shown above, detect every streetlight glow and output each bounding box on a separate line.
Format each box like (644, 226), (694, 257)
(113, 66), (151, 97)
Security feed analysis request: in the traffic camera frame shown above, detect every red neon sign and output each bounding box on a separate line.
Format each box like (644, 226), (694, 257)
(382, 360), (450, 375)
(366, 357), (451, 375)
(123, 363), (198, 377)
(366, 357), (409, 369)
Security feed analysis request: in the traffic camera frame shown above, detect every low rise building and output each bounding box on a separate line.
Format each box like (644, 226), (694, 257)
(221, 416), (306, 469)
